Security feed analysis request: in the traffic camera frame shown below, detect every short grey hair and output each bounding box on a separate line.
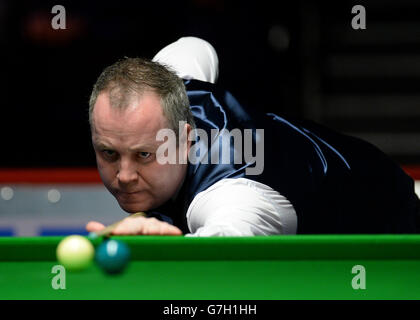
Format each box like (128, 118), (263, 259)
(89, 57), (195, 140)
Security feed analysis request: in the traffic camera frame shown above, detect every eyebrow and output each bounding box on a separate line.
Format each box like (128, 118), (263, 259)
(93, 141), (113, 150)
(128, 143), (157, 152)
(93, 141), (157, 152)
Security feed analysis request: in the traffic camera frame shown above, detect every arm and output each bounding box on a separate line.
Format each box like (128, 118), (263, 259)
(185, 178), (297, 236)
(86, 178), (297, 236)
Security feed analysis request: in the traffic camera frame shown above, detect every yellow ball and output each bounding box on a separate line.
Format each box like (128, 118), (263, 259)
(56, 235), (94, 271)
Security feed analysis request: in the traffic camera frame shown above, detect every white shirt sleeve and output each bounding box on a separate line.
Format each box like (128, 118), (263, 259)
(185, 178), (297, 236)
(153, 36), (219, 84)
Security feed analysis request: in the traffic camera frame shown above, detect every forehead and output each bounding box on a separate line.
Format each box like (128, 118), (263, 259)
(92, 90), (169, 144)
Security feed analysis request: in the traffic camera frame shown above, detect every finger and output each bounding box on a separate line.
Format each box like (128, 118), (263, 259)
(109, 217), (182, 235)
(155, 222), (182, 235)
(112, 217), (146, 235)
(143, 220), (161, 235)
(165, 224), (183, 235)
(86, 221), (106, 232)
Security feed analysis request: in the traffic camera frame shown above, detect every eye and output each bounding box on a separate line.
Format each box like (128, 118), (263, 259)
(102, 149), (116, 158)
(138, 151), (151, 159)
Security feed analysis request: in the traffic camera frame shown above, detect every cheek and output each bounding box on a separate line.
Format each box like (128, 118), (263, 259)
(145, 164), (183, 190)
(96, 158), (116, 184)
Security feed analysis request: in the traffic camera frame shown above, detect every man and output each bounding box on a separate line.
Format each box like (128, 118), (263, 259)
(86, 37), (419, 236)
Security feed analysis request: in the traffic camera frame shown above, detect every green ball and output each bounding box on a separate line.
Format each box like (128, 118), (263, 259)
(56, 235), (95, 271)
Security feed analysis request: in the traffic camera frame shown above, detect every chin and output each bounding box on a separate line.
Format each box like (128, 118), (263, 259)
(117, 196), (158, 213)
(119, 202), (148, 213)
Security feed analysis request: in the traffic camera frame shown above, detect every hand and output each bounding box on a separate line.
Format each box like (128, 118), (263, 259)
(86, 215), (183, 236)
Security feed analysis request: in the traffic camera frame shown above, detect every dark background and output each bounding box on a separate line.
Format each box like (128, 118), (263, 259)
(1, 0), (419, 167)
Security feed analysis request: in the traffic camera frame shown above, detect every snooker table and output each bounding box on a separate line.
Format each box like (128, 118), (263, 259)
(0, 235), (419, 300)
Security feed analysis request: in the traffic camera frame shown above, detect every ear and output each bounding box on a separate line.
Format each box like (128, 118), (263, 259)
(179, 123), (192, 164)
(185, 123), (193, 151)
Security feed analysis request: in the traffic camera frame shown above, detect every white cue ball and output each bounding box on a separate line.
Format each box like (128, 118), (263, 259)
(56, 235), (95, 271)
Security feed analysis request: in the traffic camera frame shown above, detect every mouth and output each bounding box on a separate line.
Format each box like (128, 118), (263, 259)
(116, 191), (143, 204)
(118, 190), (141, 195)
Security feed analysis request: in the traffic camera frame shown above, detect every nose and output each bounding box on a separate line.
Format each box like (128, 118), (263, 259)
(117, 158), (139, 187)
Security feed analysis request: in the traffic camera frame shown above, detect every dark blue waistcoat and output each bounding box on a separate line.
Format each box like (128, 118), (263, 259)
(148, 80), (419, 234)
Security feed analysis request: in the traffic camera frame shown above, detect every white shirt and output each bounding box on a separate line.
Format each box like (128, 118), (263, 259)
(185, 178), (297, 236)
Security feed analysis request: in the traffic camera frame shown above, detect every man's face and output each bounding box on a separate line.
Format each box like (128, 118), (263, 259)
(91, 90), (188, 213)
